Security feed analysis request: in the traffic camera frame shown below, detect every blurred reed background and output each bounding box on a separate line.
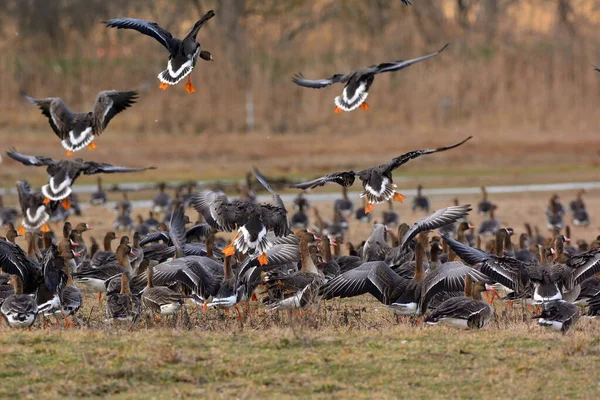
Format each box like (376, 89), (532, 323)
(0, 0), (599, 185)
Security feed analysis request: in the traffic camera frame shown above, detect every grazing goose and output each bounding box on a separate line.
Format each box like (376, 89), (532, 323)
(477, 187), (494, 215)
(478, 205), (499, 237)
(57, 249), (83, 327)
(546, 194), (564, 230)
(104, 10), (215, 93)
(153, 183), (171, 214)
(334, 186), (354, 217)
(105, 271), (137, 322)
(6, 149), (154, 208)
(424, 275), (493, 330)
(22, 90), (138, 155)
(292, 44), (448, 112)
(0, 275), (38, 328)
(291, 200), (309, 229)
(90, 177), (107, 205)
(206, 255), (244, 320)
(262, 232), (325, 311)
(412, 185), (430, 213)
(192, 168), (289, 266)
(142, 260), (186, 316)
(382, 200), (399, 227)
(568, 190), (590, 226)
(73, 244), (134, 302)
(290, 137), (472, 214)
(533, 300), (580, 334)
(0, 195), (19, 226)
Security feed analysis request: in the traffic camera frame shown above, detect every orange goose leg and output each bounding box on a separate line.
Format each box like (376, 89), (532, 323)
(334, 106), (343, 114)
(40, 224), (51, 233)
(159, 82), (169, 90)
(185, 76), (196, 94)
(66, 150), (73, 156)
(359, 102), (370, 111)
(258, 253), (269, 266)
(393, 193), (406, 203)
(43, 197), (51, 205)
(222, 233), (239, 257)
(97, 292), (102, 304)
(235, 305), (243, 323)
(364, 203), (374, 214)
(61, 197), (71, 210)
(87, 142), (97, 151)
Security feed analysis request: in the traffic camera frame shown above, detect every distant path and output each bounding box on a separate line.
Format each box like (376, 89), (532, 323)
(77, 180), (600, 210)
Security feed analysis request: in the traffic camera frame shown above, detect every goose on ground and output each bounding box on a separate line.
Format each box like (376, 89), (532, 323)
(0, 275), (38, 328)
(412, 184), (430, 213)
(90, 177), (107, 205)
(533, 300), (580, 334)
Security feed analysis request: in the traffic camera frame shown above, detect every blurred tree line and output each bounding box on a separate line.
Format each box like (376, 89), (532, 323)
(0, 0), (599, 135)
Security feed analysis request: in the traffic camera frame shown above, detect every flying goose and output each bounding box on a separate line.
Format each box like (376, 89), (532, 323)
(292, 44), (447, 112)
(290, 137), (472, 214)
(104, 10), (215, 93)
(22, 90), (138, 155)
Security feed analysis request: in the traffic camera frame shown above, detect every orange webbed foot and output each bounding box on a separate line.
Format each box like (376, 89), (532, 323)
(258, 253), (269, 266)
(393, 192), (406, 203)
(40, 224), (51, 233)
(66, 151), (73, 157)
(202, 303), (208, 313)
(61, 198), (71, 210)
(159, 82), (169, 90)
(359, 102), (370, 111)
(97, 292), (102, 304)
(43, 197), (51, 205)
(364, 203), (374, 214)
(334, 106), (343, 114)
(251, 293), (258, 302)
(222, 233), (239, 257)
(185, 76), (196, 94)
(87, 142), (97, 151)
(17, 226), (26, 236)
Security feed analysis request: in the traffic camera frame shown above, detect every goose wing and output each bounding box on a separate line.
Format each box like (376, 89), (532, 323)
(567, 248), (600, 286)
(103, 18), (177, 53)
(5, 150), (56, 167)
(81, 161), (155, 175)
(290, 171), (356, 190)
(384, 136), (472, 173)
(371, 44), (449, 75)
(400, 205), (472, 250)
(291, 72), (349, 89)
(22, 93), (75, 139)
(92, 90), (139, 132)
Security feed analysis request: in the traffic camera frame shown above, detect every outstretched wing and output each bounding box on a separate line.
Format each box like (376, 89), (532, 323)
(82, 161), (155, 175)
(290, 171), (356, 190)
(22, 93), (74, 139)
(400, 205), (472, 250)
(184, 10), (216, 41)
(103, 18), (177, 53)
(15, 180), (32, 214)
(253, 166), (284, 208)
(292, 73), (348, 89)
(385, 136), (472, 172)
(5, 150), (56, 167)
(92, 90), (139, 132)
(372, 43), (448, 75)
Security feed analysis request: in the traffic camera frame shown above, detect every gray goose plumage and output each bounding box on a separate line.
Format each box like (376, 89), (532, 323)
(533, 300), (580, 334)
(104, 10), (215, 93)
(292, 44), (447, 112)
(6, 149), (155, 204)
(0, 275), (38, 328)
(142, 260), (186, 316)
(290, 137), (472, 214)
(424, 275), (493, 330)
(15, 180), (53, 233)
(192, 167), (290, 265)
(23, 90), (138, 154)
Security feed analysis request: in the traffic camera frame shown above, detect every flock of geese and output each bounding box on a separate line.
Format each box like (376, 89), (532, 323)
(1, 7), (599, 335)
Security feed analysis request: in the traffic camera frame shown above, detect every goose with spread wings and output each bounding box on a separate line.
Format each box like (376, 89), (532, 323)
(290, 136), (472, 214)
(6, 150), (155, 209)
(104, 10), (215, 93)
(292, 44), (447, 112)
(15, 180), (55, 234)
(191, 167), (290, 266)
(22, 90), (138, 155)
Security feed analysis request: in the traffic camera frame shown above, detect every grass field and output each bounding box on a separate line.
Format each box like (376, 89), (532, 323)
(1, 188), (599, 398)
